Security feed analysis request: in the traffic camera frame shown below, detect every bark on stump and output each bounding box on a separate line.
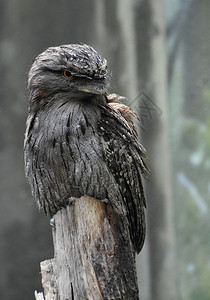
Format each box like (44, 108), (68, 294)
(35, 196), (139, 300)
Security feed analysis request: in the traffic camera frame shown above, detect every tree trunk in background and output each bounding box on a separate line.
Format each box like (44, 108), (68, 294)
(115, 1), (151, 299)
(96, 1), (177, 299)
(136, 1), (178, 300)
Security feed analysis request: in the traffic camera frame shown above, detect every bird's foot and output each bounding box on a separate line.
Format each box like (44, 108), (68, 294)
(101, 198), (109, 204)
(50, 217), (55, 227)
(67, 197), (77, 206)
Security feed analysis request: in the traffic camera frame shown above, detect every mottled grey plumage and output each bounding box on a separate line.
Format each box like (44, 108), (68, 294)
(24, 44), (149, 253)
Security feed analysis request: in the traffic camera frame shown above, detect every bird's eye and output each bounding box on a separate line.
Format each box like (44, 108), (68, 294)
(63, 70), (74, 79)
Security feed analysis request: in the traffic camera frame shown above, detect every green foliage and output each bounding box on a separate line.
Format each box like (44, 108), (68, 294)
(173, 80), (210, 299)
(170, 15), (210, 295)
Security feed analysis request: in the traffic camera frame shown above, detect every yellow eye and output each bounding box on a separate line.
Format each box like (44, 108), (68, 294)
(63, 70), (74, 79)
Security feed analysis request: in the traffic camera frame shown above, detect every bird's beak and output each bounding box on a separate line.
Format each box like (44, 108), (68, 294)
(77, 79), (107, 95)
(77, 86), (106, 95)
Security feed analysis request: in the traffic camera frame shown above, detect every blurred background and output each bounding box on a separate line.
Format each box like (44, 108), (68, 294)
(0, 0), (209, 299)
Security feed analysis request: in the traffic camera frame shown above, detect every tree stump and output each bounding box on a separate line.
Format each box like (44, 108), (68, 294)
(35, 196), (139, 300)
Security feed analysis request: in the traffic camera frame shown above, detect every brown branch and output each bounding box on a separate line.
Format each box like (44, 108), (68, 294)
(35, 196), (139, 299)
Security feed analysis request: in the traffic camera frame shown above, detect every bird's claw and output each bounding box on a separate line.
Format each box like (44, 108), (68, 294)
(50, 217), (55, 227)
(101, 198), (109, 204)
(67, 197), (77, 205)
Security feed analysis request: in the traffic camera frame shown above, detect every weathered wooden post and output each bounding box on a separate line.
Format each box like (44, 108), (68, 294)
(35, 196), (139, 299)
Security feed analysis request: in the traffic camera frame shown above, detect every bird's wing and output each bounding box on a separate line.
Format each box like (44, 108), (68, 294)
(98, 94), (149, 252)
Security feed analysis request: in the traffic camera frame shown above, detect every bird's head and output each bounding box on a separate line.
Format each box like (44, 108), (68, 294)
(27, 44), (108, 111)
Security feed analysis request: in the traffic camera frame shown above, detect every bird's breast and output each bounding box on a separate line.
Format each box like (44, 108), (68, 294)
(29, 102), (111, 199)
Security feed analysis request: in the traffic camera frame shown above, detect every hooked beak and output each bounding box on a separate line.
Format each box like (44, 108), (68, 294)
(77, 79), (108, 95)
